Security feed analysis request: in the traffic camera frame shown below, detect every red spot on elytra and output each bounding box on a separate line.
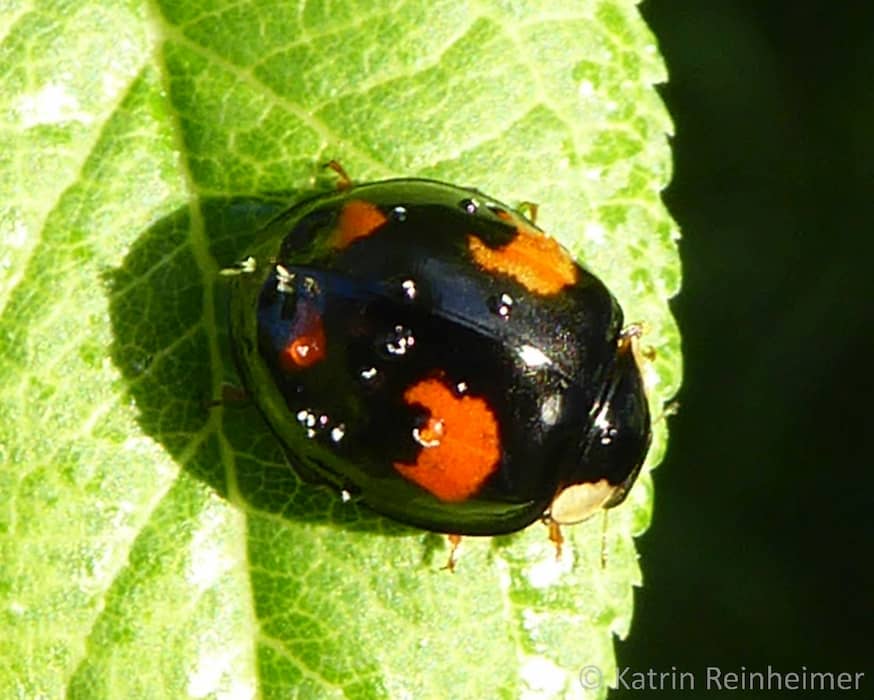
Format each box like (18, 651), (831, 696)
(281, 304), (326, 369)
(332, 199), (388, 248)
(468, 210), (578, 295)
(393, 378), (500, 502)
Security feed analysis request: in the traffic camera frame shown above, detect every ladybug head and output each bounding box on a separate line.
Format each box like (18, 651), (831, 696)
(548, 332), (652, 525)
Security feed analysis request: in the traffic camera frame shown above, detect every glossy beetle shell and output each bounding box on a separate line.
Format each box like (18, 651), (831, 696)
(229, 179), (651, 535)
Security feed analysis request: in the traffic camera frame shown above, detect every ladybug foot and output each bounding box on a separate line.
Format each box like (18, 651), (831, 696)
(441, 534), (462, 572)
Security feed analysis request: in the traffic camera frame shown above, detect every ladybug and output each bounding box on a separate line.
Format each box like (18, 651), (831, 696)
(229, 168), (651, 563)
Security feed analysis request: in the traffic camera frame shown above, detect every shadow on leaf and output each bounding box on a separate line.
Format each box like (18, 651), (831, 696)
(106, 193), (415, 538)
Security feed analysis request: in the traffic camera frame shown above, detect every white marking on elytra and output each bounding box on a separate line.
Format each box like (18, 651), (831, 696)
(275, 264), (295, 293)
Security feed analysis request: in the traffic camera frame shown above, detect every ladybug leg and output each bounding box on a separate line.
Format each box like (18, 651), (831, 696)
(517, 201), (540, 225)
(599, 510), (609, 569)
(661, 400), (681, 419)
(621, 320), (659, 362)
(442, 534), (463, 572)
(547, 518), (564, 560)
(324, 159), (353, 190)
(547, 512), (611, 567)
(219, 256), (257, 277)
(622, 323), (678, 422)
(204, 383), (250, 409)
(620, 322), (660, 393)
(619, 321), (646, 342)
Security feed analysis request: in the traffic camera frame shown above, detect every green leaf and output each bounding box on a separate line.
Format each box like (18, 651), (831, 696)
(0, 1), (680, 698)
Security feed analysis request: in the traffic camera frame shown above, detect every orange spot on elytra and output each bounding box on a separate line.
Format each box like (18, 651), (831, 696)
(468, 211), (578, 295)
(394, 378), (500, 502)
(332, 199), (388, 248)
(281, 308), (326, 369)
